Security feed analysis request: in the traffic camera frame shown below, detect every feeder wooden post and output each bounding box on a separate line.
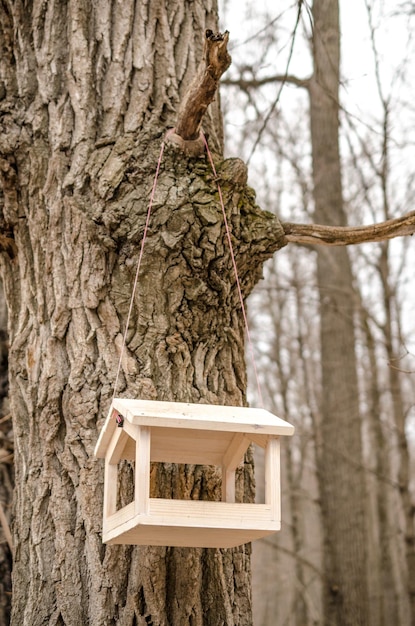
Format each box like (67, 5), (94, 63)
(221, 432), (249, 503)
(135, 426), (151, 515)
(265, 437), (281, 521)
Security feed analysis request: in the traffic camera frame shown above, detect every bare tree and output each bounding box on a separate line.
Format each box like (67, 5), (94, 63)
(308, 3), (371, 624)
(0, 3), (278, 624)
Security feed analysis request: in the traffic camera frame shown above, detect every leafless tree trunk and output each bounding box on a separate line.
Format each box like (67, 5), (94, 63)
(309, 1), (370, 624)
(0, 2), (286, 624)
(357, 295), (402, 626)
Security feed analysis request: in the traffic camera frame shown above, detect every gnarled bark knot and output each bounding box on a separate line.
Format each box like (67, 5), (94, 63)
(170, 29), (231, 155)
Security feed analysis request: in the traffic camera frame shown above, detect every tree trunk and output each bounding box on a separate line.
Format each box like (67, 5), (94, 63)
(0, 2), (286, 625)
(358, 295), (402, 626)
(0, 280), (12, 626)
(378, 242), (415, 624)
(309, 1), (370, 624)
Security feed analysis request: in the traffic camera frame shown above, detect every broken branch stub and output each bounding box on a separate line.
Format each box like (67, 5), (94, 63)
(171, 30), (231, 154)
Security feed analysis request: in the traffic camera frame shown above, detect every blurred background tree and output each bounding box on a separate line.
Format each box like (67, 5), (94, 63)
(220, 0), (415, 624)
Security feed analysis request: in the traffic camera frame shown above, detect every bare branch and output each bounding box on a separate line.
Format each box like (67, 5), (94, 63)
(173, 29), (231, 150)
(247, 1), (304, 164)
(282, 211), (415, 246)
(222, 74), (310, 90)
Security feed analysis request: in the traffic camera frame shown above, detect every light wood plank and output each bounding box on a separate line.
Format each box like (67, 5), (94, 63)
(265, 437), (280, 521)
(149, 499), (274, 525)
(122, 436), (136, 461)
(150, 427), (231, 464)
(222, 468), (235, 503)
(135, 426), (150, 515)
(102, 499), (281, 548)
(103, 501), (136, 533)
(103, 458), (118, 518)
(121, 418), (140, 442)
(103, 522), (280, 549)
(222, 432), (249, 470)
(249, 433), (270, 449)
(107, 427), (131, 464)
(112, 398), (295, 436)
(95, 407), (119, 458)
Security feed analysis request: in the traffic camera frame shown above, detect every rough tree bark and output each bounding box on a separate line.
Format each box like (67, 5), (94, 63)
(0, 2), (286, 625)
(309, 1), (370, 624)
(0, 281), (12, 626)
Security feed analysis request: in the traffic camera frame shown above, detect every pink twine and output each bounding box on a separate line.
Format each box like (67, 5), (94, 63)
(112, 129), (173, 401)
(200, 132), (264, 408)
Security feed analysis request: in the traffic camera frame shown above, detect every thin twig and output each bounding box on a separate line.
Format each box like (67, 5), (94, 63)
(247, 0), (305, 164)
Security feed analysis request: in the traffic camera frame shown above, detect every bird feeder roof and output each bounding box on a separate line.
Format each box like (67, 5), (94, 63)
(95, 398), (295, 459)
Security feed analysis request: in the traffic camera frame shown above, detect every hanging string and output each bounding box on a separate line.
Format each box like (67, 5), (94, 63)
(112, 128), (264, 408)
(112, 130), (172, 402)
(200, 132), (264, 408)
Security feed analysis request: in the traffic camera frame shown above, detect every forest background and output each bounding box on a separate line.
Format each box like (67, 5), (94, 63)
(218, 0), (415, 624)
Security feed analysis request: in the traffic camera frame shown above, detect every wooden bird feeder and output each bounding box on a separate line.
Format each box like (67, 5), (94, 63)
(95, 399), (294, 548)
